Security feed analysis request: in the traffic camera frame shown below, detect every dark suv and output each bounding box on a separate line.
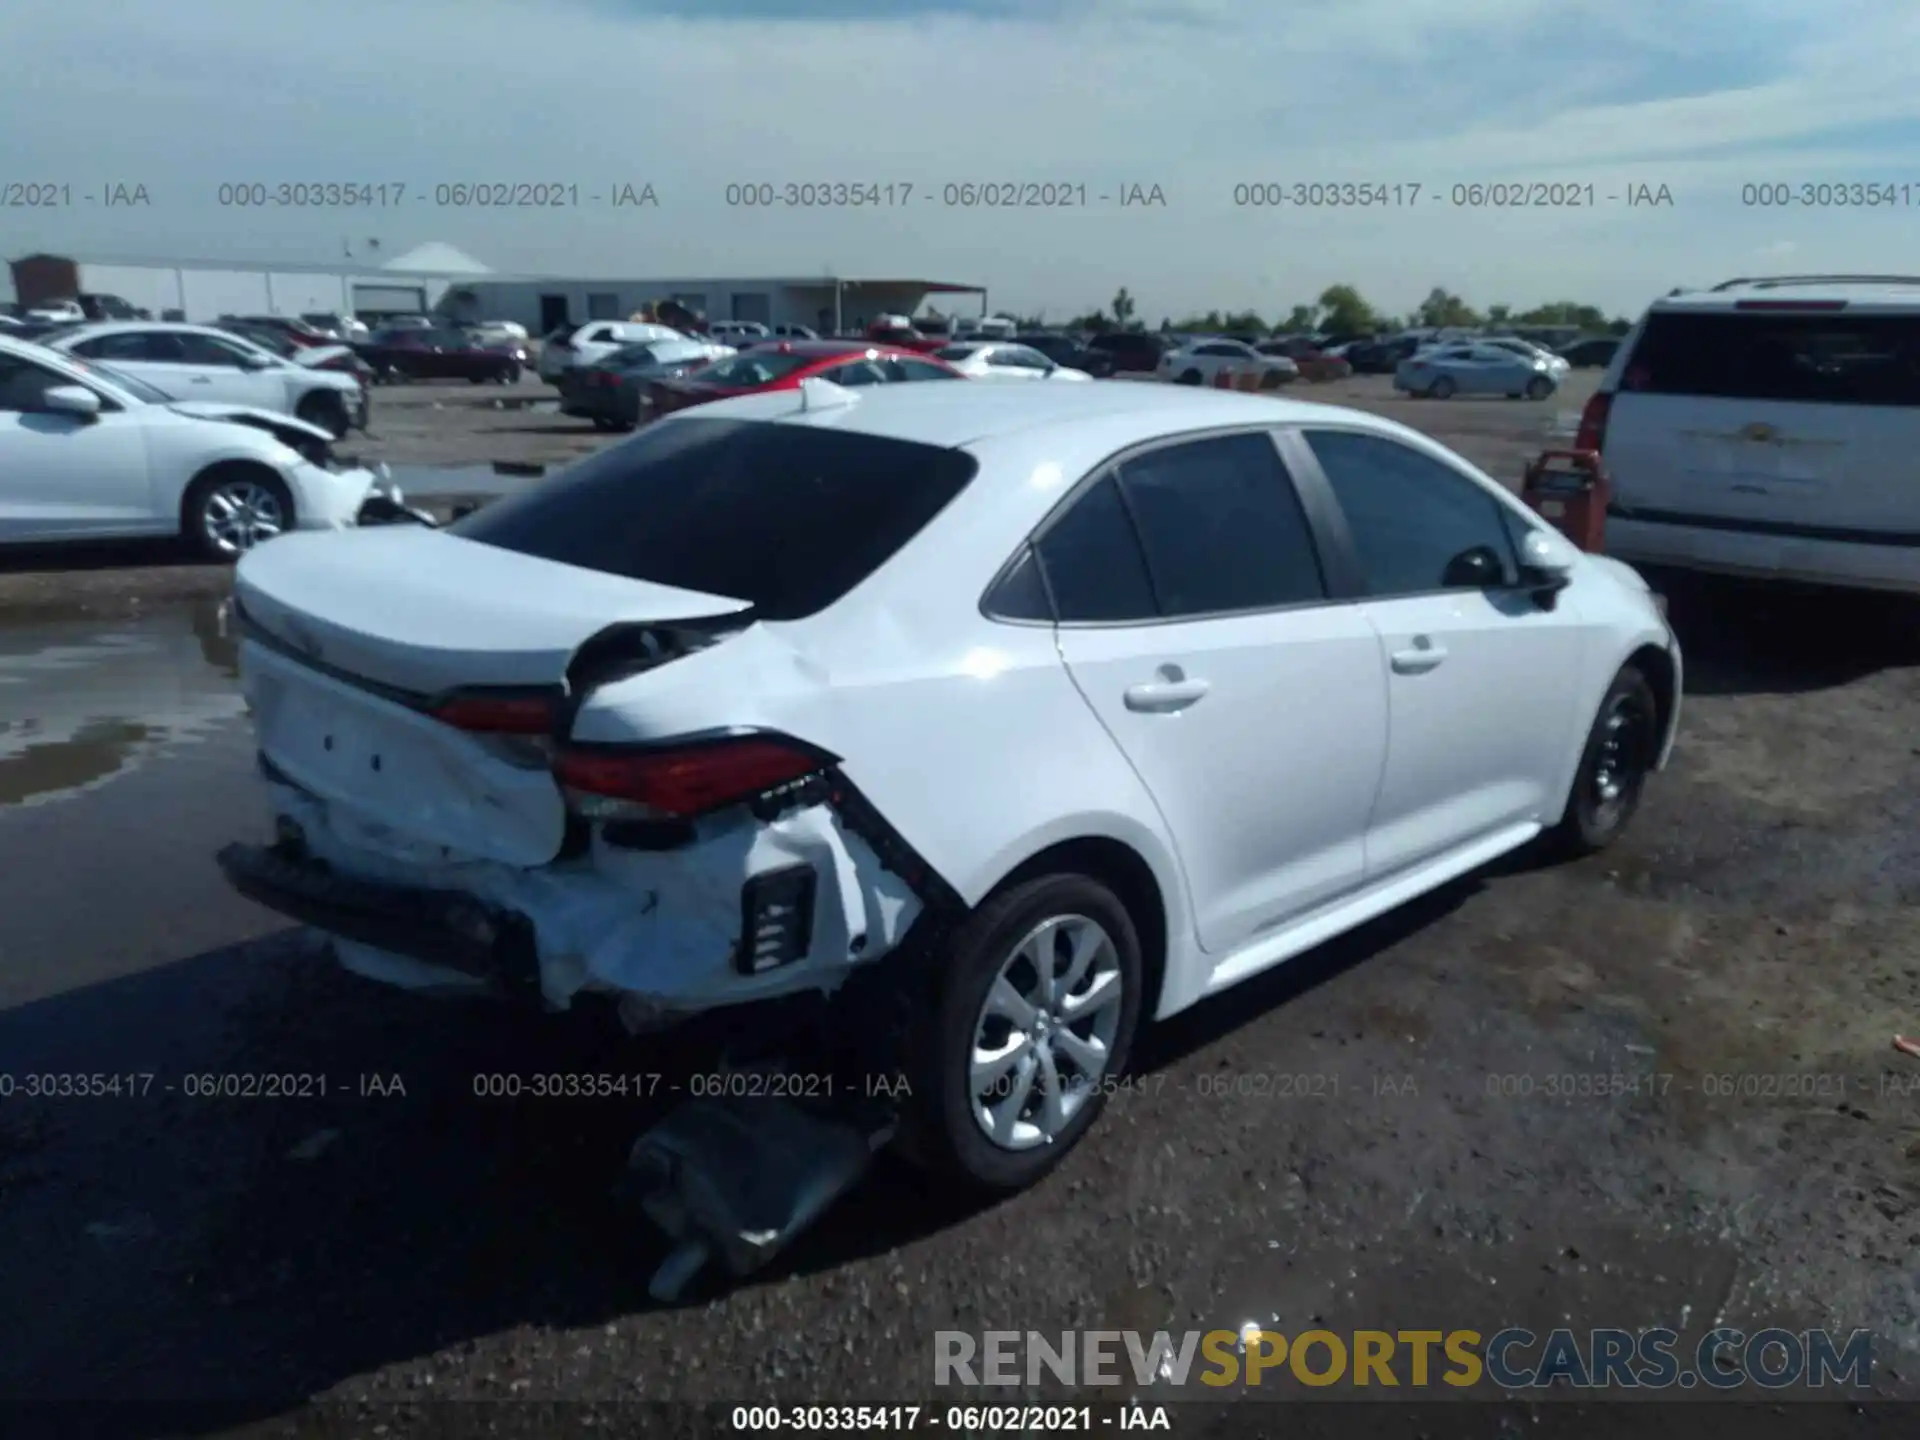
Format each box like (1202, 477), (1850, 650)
(1085, 331), (1168, 374)
(1015, 332), (1117, 377)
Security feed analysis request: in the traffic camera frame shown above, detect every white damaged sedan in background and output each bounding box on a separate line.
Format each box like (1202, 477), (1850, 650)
(216, 378), (1681, 1195)
(0, 336), (409, 559)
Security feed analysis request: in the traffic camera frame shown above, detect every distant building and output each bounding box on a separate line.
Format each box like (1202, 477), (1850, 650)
(441, 276), (987, 336)
(4, 242), (493, 323)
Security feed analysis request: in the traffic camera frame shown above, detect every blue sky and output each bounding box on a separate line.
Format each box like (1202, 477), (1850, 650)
(5, 0), (1920, 320)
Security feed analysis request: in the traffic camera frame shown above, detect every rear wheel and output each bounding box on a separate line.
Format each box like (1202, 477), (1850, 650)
(1177, 368), (1203, 385)
(1545, 665), (1660, 857)
(295, 390), (350, 438)
(1430, 375), (1457, 399)
(181, 466), (294, 562)
(900, 874), (1144, 1193)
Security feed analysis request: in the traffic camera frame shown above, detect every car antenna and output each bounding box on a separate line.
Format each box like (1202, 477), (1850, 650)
(797, 376), (858, 411)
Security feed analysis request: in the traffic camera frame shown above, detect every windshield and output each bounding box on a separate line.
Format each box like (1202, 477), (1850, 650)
(689, 351), (816, 386)
(449, 417), (978, 620)
(64, 356), (172, 403)
(935, 344), (982, 361)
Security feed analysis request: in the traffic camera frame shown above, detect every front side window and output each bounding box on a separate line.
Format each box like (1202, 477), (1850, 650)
(0, 354), (75, 412)
(1303, 430), (1519, 596)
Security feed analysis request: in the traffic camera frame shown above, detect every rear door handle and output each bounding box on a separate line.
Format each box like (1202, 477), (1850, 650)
(1390, 643), (1448, 675)
(1124, 678), (1210, 712)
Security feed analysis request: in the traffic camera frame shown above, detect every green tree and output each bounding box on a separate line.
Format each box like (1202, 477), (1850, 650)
(1111, 287), (1136, 328)
(1414, 287), (1481, 329)
(1487, 303), (1512, 326)
(1221, 310), (1267, 334)
(1316, 284), (1377, 336)
(1517, 300), (1609, 331)
(1067, 311), (1112, 333)
(1280, 304), (1319, 334)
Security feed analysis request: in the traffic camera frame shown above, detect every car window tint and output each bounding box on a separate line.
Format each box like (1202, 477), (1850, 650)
(984, 545), (1052, 621)
(0, 355), (69, 411)
(1116, 433), (1326, 615)
(1304, 430), (1518, 595)
(1623, 310), (1920, 406)
(1033, 474), (1157, 622)
(176, 334), (243, 366)
(889, 359), (962, 381)
(450, 417), (976, 621)
(830, 360), (889, 386)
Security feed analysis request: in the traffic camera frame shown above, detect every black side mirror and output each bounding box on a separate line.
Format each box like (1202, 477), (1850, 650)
(1441, 544), (1507, 589)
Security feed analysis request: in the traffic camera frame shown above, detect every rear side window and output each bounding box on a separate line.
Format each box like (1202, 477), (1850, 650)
(1625, 310), (1920, 406)
(1032, 475), (1157, 622)
(450, 418), (977, 620)
(1116, 433), (1326, 615)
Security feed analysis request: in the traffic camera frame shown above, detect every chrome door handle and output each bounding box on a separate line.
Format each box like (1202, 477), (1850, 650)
(1124, 678), (1210, 712)
(1390, 642), (1448, 675)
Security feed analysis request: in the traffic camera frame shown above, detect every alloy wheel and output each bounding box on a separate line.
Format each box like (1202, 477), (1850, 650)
(969, 914), (1126, 1151)
(200, 479), (285, 556)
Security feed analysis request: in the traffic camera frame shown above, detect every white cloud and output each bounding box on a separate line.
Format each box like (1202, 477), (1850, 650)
(3, 0), (1919, 317)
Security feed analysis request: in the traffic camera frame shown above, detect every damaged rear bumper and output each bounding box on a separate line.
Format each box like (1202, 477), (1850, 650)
(217, 840), (542, 999)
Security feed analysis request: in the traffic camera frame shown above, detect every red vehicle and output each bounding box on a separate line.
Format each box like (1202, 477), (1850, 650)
(647, 341), (964, 417)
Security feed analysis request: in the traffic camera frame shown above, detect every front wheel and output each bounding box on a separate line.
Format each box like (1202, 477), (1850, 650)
(500, 363), (521, 384)
(900, 874), (1144, 1193)
(181, 466), (294, 562)
(1176, 368), (1203, 385)
(1545, 664), (1660, 857)
(1525, 376), (1553, 400)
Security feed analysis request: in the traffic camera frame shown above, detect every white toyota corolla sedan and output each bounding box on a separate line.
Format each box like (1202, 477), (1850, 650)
(0, 336), (403, 558)
(217, 378), (1682, 1192)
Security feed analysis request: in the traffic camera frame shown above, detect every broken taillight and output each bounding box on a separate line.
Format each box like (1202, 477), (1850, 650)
(553, 735), (830, 821)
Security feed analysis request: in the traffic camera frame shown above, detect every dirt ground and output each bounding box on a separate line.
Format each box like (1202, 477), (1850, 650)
(1, 370), (1917, 1436)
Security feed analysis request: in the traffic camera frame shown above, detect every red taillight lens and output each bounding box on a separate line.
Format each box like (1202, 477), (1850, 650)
(554, 737), (827, 820)
(1574, 392), (1613, 452)
(430, 694), (557, 734)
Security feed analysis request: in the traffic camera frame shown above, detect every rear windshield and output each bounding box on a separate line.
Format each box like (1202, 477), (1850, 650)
(691, 351), (815, 386)
(1625, 310), (1920, 407)
(449, 417), (978, 620)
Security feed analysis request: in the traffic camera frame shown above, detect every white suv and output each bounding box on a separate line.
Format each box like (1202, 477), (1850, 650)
(540, 320), (687, 382)
(1584, 275), (1920, 594)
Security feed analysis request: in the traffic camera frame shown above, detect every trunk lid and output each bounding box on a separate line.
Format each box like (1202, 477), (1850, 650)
(233, 525), (753, 867)
(234, 525), (751, 694)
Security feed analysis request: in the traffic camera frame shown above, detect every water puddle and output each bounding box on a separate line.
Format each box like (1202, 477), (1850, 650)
(0, 598), (246, 808)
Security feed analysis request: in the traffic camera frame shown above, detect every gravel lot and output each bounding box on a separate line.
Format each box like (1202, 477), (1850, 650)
(1, 369), (1917, 1436)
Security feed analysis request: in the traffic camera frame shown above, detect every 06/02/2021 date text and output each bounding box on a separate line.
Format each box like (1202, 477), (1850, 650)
(1230, 180), (1676, 208)
(723, 181), (1168, 209)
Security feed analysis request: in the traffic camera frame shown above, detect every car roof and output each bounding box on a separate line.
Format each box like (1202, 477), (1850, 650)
(51, 320), (229, 340)
(1652, 275), (1920, 314)
(676, 373), (1387, 449)
(745, 339), (906, 357)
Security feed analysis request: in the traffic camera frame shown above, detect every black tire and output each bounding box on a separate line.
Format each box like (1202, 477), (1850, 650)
(1177, 368), (1203, 385)
(1545, 665), (1660, 858)
(501, 363), (521, 384)
(899, 874), (1145, 1194)
(295, 390), (350, 439)
(1525, 376), (1552, 400)
(1430, 375), (1457, 399)
(180, 465), (295, 563)
(590, 416), (620, 432)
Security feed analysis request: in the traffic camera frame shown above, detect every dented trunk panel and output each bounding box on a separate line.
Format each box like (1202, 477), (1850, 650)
(244, 640), (571, 867)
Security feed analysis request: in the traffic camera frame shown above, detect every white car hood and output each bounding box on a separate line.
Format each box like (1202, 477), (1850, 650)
(167, 401), (334, 448)
(290, 344), (355, 369)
